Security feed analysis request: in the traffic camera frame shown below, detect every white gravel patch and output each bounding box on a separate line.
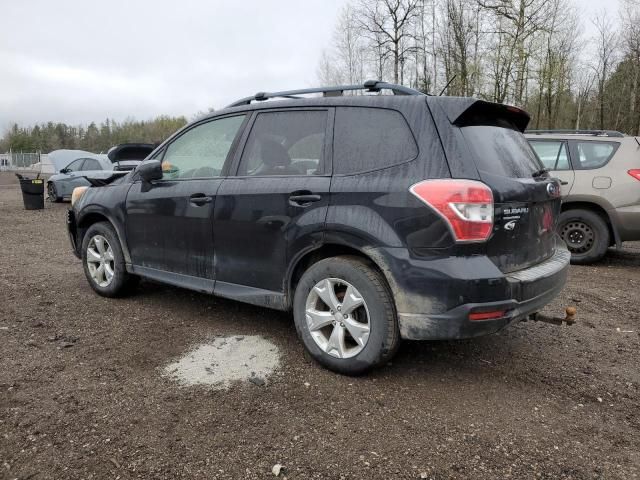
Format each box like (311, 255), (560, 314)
(163, 335), (280, 389)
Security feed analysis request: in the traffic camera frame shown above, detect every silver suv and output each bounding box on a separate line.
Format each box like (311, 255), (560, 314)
(526, 130), (640, 264)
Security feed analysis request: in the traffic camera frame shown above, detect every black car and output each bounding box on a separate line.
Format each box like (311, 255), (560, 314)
(107, 143), (156, 171)
(67, 81), (569, 375)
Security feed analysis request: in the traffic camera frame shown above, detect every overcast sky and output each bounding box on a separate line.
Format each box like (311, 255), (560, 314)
(0, 0), (620, 128)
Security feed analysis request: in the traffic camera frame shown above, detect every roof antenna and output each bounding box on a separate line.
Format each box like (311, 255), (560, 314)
(438, 75), (456, 96)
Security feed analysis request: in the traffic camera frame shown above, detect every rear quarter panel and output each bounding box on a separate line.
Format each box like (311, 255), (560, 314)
(326, 99), (452, 253)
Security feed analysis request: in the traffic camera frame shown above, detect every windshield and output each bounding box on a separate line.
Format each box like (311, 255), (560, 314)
(461, 122), (542, 178)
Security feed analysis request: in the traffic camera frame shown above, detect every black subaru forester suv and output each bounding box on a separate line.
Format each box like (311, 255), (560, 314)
(67, 81), (569, 375)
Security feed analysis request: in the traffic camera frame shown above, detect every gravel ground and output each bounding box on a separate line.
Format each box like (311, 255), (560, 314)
(0, 171), (638, 479)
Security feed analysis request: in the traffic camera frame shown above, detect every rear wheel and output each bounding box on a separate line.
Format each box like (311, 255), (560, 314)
(293, 256), (399, 375)
(47, 182), (62, 202)
(558, 209), (610, 264)
(81, 222), (138, 297)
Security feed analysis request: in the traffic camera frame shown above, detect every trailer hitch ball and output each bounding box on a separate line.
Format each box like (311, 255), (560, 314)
(528, 306), (577, 326)
(564, 306), (577, 325)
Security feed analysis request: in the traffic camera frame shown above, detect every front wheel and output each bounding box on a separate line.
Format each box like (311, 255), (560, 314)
(81, 222), (138, 297)
(293, 256), (399, 375)
(558, 209), (610, 264)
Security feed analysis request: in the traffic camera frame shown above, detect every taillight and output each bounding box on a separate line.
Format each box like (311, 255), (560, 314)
(410, 179), (494, 242)
(629, 169), (640, 181)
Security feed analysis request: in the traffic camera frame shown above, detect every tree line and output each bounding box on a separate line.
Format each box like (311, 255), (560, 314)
(1, 116), (188, 153)
(318, 0), (640, 135)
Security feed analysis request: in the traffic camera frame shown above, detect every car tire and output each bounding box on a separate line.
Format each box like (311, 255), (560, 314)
(47, 182), (62, 202)
(558, 209), (610, 264)
(81, 221), (138, 297)
(293, 255), (399, 375)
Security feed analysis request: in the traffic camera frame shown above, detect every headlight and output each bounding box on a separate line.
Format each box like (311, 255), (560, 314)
(71, 186), (88, 207)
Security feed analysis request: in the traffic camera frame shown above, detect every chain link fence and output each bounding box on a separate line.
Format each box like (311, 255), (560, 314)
(0, 152), (43, 171)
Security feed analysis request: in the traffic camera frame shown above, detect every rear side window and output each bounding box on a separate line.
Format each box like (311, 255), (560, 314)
(460, 121), (542, 178)
(333, 107), (418, 175)
(237, 110), (327, 176)
(574, 141), (618, 169)
(529, 140), (570, 170)
(82, 159), (102, 171)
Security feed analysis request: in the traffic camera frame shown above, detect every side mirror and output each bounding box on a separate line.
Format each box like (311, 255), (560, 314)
(137, 160), (163, 182)
(60, 168), (69, 174)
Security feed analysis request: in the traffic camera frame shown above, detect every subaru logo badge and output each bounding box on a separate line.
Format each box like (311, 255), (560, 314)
(547, 182), (560, 197)
(504, 220), (517, 231)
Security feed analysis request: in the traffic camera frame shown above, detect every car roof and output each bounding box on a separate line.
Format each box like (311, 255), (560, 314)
(199, 94), (427, 120)
(197, 94), (530, 130)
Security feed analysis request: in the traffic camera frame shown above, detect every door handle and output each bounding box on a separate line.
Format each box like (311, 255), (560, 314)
(560, 181), (569, 185)
(289, 192), (321, 206)
(189, 194), (213, 206)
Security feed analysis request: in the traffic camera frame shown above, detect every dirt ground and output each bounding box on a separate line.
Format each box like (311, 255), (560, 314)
(0, 171), (638, 480)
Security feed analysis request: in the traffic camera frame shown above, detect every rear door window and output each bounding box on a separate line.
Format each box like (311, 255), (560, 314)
(573, 141), (618, 169)
(82, 159), (102, 171)
(333, 107), (418, 175)
(529, 140), (570, 170)
(237, 110), (328, 176)
(460, 120), (542, 178)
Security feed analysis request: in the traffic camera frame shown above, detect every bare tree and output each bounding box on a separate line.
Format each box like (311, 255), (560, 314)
(591, 11), (619, 130)
(357, 0), (422, 83)
(531, 0), (578, 128)
(334, 5), (367, 84)
(313, 0), (640, 135)
(479, 0), (555, 105)
(316, 50), (344, 85)
(573, 67), (595, 130)
(620, 0), (640, 134)
(439, 0), (482, 96)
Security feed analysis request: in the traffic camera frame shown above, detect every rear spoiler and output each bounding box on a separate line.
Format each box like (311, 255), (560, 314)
(430, 97), (530, 132)
(82, 171), (128, 187)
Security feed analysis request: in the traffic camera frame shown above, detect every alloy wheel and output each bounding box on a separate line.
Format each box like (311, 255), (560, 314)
(305, 278), (371, 359)
(47, 183), (57, 201)
(86, 235), (115, 287)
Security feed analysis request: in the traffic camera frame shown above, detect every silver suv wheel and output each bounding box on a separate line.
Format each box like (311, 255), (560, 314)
(305, 278), (371, 359)
(561, 221), (594, 254)
(86, 234), (115, 287)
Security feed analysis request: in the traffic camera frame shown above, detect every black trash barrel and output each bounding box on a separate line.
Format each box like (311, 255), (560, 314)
(18, 176), (45, 210)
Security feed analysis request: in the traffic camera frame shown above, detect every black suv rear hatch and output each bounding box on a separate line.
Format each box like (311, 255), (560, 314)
(435, 99), (561, 273)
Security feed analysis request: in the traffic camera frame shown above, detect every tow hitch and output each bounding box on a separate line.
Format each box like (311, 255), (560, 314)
(527, 307), (577, 326)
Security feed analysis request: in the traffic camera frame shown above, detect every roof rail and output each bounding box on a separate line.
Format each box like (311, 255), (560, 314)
(226, 80), (426, 108)
(526, 129), (625, 138)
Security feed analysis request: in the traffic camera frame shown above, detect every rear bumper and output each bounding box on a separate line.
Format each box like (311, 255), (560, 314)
(66, 209), (81, 259)
(370, 242), (570, 340)
(609, 204), (640, 242)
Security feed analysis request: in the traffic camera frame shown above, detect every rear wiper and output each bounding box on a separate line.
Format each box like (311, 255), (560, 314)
(532, 168), (549, 178)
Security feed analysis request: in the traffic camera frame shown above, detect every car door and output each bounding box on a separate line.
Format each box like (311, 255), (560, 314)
(124, 114), (248, 291)
(528, 139), (575, 196)
(569, 140), (620, 194)
(58, 158), (89, 197)
(213, 109), (333, 305)
(80, 158), (104, 174)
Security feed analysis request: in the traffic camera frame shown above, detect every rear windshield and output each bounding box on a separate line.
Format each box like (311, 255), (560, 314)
(461, 121), (542, 178)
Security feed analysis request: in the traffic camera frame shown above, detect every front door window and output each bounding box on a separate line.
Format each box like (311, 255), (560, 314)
(161, 115), (246, 179)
